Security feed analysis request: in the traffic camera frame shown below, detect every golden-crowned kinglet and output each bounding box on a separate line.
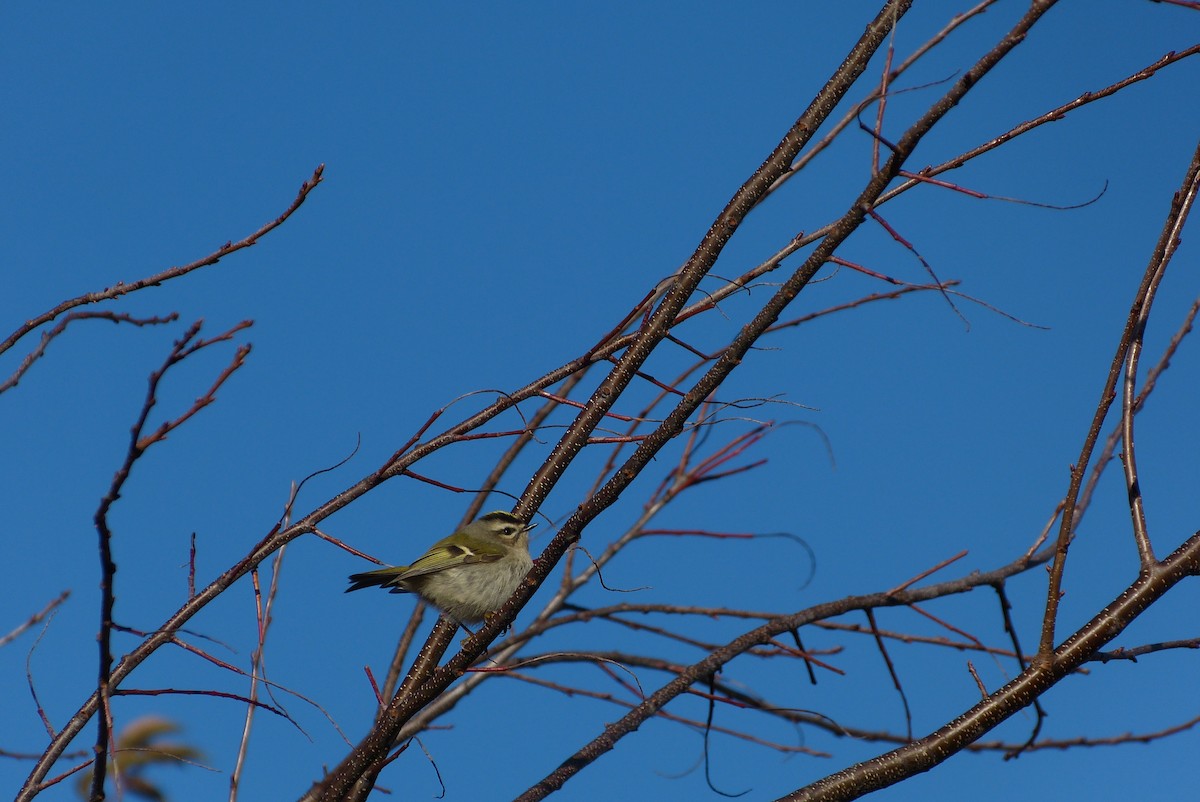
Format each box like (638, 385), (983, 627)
(346, 511), (535, 624)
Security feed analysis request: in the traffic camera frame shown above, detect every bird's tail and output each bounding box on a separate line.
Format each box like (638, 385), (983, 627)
(346, 565), (409, 593)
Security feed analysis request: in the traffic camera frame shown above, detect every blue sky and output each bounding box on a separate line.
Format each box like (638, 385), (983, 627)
(2, 3), (1198, 800)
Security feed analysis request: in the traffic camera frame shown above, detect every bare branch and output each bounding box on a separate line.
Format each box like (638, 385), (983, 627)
(89, 320), (253, 802)
(1, 591), (69, 649)
(0, 166), (323, 361)
(0, 312), (178, 395)
(1039, 136), (1200, 656)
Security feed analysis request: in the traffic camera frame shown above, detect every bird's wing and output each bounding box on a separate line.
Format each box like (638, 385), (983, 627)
(397, 537), (503, 581)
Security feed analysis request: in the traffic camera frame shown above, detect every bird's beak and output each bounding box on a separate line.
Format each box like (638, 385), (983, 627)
(525, 522), (538, 532)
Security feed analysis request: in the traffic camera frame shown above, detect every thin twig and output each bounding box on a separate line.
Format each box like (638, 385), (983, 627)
(0, 166), (323, 361)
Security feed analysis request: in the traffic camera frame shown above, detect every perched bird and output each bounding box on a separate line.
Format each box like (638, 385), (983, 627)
(346, 511), (535, 624)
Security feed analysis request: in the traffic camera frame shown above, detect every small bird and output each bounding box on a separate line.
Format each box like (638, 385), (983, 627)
(346, 511), (535, 624)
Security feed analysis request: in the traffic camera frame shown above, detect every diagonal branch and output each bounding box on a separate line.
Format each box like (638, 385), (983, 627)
(0, 312), (178, 395)
(1038, 135), (1200, 655)
(0, 166), (323, 361)
(302, 3), (919, 799)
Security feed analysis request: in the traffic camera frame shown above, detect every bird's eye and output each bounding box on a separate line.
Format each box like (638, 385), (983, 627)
(501, 526), (515, 537)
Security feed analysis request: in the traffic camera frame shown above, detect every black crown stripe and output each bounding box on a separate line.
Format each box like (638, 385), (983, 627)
(480, 511), (524, 523)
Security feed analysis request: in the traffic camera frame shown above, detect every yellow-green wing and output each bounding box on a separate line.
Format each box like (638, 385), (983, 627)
(398, 535), (502, 581)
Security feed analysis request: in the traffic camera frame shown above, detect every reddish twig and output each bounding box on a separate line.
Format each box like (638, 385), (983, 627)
(0, 166), (322, 361)
(165, 635), (350, 744)
(1, 591), (70, 649)
(88, 320), (252, 801)
(888, 551), (968, 595)
(0, 312), (178, 394)
(864, 208), (965, 326)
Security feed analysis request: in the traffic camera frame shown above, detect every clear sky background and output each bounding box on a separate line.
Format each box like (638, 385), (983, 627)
(2, 3), (1198, 801)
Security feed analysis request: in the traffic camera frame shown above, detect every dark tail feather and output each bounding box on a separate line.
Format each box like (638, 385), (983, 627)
(346, 567), (402, 593)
